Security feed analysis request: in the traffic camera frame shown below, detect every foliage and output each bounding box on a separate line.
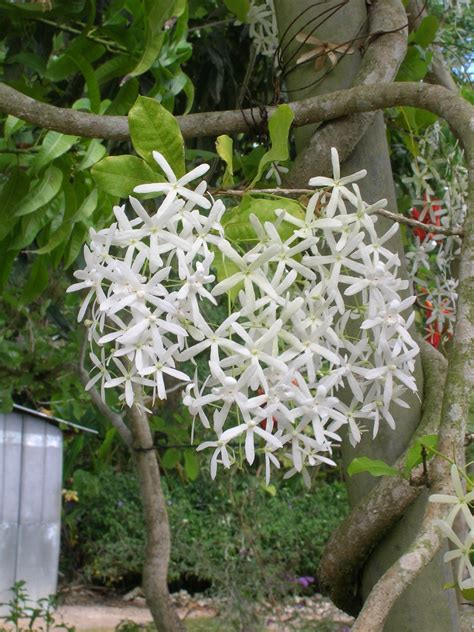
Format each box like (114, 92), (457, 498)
(0, 581), (75, 632)
(62, 465), (347, 597)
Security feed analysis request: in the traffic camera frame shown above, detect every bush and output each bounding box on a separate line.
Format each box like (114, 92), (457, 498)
(62, 466), (348, 598)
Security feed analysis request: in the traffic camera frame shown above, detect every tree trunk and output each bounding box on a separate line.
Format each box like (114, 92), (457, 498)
(273, 1), (459, 629)
(127, 389), (185, 632)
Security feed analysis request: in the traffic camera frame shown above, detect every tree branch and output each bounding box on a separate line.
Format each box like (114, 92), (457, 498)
(319, 339), (448, 615)
(78, 334), (133, 447)
(128, 385), (185, 632)
(0, 81), (471, 149)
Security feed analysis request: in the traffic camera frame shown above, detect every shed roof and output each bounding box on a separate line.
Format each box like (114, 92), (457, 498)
(12, 404), (98, 435)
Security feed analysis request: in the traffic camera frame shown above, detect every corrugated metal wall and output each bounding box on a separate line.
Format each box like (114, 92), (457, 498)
(0, 411), (62, 612)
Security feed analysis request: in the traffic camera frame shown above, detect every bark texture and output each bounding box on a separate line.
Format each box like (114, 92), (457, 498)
(0, 80), (471, 146)
(128, 388), (186, 632)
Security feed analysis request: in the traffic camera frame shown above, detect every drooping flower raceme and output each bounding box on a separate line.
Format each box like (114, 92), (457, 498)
(69, 147), (419, 484)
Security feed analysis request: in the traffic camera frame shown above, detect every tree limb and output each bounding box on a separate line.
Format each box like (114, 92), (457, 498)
(128, 385), (185, 632)
(351, 148), (474, 632)
(319, 339), (448, 615)
(78, 334), (133, 447)
(0, 81), (471, 149)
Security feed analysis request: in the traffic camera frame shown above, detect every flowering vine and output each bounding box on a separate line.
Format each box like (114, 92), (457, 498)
(69, 147), (419, 484)
(399, 122), (467, 349)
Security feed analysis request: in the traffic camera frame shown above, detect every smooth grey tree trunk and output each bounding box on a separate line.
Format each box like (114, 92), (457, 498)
(273, 2), (459, 630)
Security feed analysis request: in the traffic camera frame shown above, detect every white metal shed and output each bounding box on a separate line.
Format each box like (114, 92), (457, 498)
(0, 404), (97, 612)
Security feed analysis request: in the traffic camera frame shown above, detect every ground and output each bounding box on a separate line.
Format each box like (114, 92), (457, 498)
(51, 587), (354, 631)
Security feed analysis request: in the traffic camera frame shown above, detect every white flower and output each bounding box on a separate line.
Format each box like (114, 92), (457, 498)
(134, 151), (211, 211)
(430, 465), (474, 529)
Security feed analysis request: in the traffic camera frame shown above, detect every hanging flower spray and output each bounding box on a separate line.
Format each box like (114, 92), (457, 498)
(69, 147), (419, 484)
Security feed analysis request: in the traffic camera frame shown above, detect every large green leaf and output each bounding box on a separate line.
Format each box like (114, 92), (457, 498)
(92, 154), (162, 197)
(252, 104), (294, 186)
(223, 195), (304, 243)
(128, 0), (176, 78)
(128, 95), (185, 176)
(32, 131), (78, 172)
(347, 457), (399, 478)
(14, 166), (63, 217)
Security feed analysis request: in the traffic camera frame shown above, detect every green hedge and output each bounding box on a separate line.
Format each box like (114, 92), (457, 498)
(62, 467), (348, 597)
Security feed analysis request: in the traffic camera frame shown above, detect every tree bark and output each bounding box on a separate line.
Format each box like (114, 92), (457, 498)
(273, 2), (460, 629)
(127, 388), (185, 632)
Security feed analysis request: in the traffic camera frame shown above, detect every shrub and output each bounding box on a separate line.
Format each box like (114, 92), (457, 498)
(62, 466), (348, 597)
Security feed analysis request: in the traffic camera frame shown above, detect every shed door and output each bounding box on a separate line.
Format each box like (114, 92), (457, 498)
(0, 411), (62, 610)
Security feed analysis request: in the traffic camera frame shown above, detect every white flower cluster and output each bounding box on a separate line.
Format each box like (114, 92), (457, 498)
(430, 465), (474, 592)
(69, 148), (419, 483)
(241, 0), (279, 58)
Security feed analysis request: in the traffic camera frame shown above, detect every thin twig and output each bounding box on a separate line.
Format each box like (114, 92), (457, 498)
(78, 333), (133, 447)
(211, 188), (464, 237)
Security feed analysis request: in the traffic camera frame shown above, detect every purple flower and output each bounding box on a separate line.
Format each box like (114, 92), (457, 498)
(296, 576), (315, 588)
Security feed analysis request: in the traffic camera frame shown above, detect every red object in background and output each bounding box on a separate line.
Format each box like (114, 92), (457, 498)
(410, 195), (443, 241)
(422, 298), (453, 349)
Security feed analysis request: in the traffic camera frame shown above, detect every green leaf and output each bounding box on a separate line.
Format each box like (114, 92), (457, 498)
(211, 248), (241, 300)
(128, 0), (176, 77)
(4, 115), (25, 140)
(14, 166), (63, 217)
(32, 131), (78, 172)
(20, 256), (49, 304)
(65, 223), (88, 268)
(396, 47), (431, 82)
(461, 587), (474, 602)
(162, 447), (181, 469)
(76, 139), (107, 171)
(67, 51), (101, 113)
(105, 78), (139, 116)
(224, 0), (250, 21)
(46, 39), (104, 82)
(216, 134), (234, 188)
(252, 104), (294, 186)
(34, 220), (73, 255)
(413, 15), (439, 48)
(223, 195), (304, 244)
(184, 450), (200, 480)
(71, 189), (99, 222)
(404, 434), (439, 473)
(347, 457), (399, 478)
(128, 95), (185, 176)
(92, 155), (162, 197)
(0, 169), (29, 240)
